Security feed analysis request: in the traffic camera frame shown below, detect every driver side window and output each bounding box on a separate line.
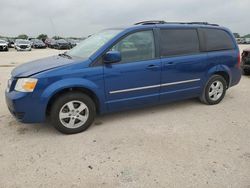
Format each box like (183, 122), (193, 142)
(111, 30), (155, 64)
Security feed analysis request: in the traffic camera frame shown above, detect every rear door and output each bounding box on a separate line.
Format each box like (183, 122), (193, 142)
(103, 30), (161, 111)
(159, 28), (208, 102)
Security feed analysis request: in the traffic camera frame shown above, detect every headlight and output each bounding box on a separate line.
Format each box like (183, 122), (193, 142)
(15, 78), (38, 92)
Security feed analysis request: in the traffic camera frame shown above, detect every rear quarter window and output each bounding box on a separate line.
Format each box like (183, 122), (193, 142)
(202, 28), (235, 51)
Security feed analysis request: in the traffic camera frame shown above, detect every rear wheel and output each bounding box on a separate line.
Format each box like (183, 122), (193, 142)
(200, 75), (227, 105)
(50, 92), (96, 134)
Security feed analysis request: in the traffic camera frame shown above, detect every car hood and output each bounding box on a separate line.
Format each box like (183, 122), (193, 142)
(11, 55), (76, 77)
(16, 43), (30, 45)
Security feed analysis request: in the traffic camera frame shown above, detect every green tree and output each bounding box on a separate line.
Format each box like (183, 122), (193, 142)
(243, 34), (250, 38)
(17, 34), (28, 39)
(233, 33), (240, 38)
(37, 34), (48, 41)
(52, 36), (63, 40)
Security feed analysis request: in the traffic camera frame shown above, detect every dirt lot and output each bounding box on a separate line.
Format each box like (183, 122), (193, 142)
(0, 46), (250, 188)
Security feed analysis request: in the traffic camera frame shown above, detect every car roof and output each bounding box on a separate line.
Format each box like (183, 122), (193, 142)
(110, 21), (226, 32)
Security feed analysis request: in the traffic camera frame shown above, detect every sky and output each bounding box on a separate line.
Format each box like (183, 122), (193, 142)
(0, 0), (249, 38)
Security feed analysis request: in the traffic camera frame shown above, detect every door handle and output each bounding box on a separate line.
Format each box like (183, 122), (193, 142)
(164, 62), (175, 66)
(146, 65), (160, 70)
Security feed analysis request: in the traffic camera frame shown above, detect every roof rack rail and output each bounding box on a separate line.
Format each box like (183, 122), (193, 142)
(185, 22), (219, 26)
(134, 20), (166, 25)
(134, 21), (219, 26)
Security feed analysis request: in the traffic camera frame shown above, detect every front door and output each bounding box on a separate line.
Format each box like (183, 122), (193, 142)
(103, 30), (161, 111)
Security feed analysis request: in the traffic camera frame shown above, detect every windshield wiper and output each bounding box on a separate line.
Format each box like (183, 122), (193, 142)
(58, 52), (72, 59)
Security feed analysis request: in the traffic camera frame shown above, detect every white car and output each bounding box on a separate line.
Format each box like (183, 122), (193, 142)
(14, 39), (31, 51)
(0, 39), (8, 51)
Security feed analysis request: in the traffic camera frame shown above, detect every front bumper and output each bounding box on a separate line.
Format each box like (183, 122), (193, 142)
(58, 45), (70, 49)
(16, 46), (31, 51)
(33, 45), (46, 49)
(5, 90), (46, 123)
(0, 45), (8, 51)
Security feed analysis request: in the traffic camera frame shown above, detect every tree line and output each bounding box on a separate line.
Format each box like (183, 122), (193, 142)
(233, 33), (250, 38)
(0, 34), (84, 41)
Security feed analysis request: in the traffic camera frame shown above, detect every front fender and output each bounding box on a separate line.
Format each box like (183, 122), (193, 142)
(40, 78), (105, 113)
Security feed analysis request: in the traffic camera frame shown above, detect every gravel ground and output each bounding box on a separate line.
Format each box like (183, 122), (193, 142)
(0, 46), (250, 188)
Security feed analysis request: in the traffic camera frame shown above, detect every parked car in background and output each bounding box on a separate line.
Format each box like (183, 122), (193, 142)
(14, 39), (31, 51)
(45, 38), (57, 48)
(31, 39), (46, 49)
(65, 39), (77, 48)
(5, 21), (241, 134)
(236, 38), (245, 44)
(241, 48), (250, 75)
(54, 39), (71, 50)
(0, 39), (9, 51)
(245, 38), (250, 44)
(7, 38), (15, 48)
(236, 38), (241, 44)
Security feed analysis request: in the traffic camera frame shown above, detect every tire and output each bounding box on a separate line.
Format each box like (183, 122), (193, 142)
(5, 47), (8, 51)
(242, 69), (250, 75)
(50, 92), (96, 134)
(200, 75), (227, 105)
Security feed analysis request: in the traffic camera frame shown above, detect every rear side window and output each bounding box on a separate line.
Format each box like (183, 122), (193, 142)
(160, 29), (200, 57)
(203, 29), (235, 51)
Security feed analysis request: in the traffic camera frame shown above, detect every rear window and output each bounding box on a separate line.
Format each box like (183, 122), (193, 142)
(160, 29), (200, 57)
(203, 29), (235, 51)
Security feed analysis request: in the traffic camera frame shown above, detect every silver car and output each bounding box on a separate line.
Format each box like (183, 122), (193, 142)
(14, 39), (31, 51)
(0, 39), (8, 51)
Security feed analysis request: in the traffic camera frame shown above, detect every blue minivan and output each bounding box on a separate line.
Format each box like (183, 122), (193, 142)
(5, 21), (241, 134)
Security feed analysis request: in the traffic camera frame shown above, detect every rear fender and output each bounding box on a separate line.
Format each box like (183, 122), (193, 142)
(206, 65), (231, 85)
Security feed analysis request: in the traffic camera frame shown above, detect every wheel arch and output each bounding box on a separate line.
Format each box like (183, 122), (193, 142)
(46, 86), (101, 116)
(213, 71), (230, 88)
(41, 78), (105, 117)
(207, 65), (232, 88)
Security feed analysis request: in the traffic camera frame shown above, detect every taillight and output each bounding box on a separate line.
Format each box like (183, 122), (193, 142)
(237, 52), (241, 68)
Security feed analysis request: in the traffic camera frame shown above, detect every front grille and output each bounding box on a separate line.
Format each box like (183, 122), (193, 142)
(0, 46), (6, 50)
(8, 78), (17, 92)
(20, 45), (28, 49)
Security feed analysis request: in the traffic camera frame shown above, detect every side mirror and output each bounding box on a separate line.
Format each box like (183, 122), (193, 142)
(103, 51), (121, 64)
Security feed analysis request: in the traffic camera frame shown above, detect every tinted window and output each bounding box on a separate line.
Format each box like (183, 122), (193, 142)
(203, 29), (234, 51)
(160, 29), (200, 57)
(111, 30), (155, 63)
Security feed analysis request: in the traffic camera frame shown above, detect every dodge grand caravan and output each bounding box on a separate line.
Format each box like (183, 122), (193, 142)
(5, 21), (241, 134)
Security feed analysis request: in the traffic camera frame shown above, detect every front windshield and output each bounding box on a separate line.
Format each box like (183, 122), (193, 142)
(67, 29), (122, 59)
(17, 40), (30, 44)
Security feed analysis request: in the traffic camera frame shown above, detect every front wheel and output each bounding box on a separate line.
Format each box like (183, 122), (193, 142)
(200, 75), (227, 105)
(50, 92), (96, 134)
